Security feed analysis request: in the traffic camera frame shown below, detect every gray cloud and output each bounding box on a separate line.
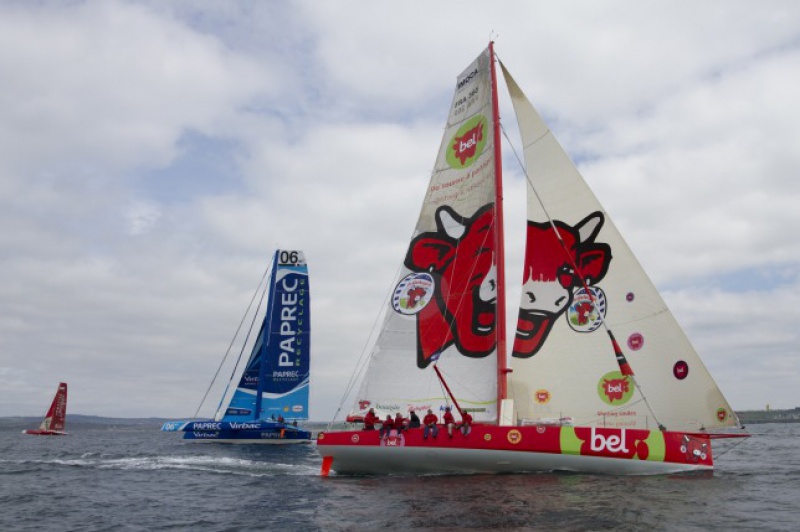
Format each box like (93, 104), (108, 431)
(2, 1), (798, 419)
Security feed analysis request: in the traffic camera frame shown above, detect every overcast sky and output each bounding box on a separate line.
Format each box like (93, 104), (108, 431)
(2, 0), (798, 420)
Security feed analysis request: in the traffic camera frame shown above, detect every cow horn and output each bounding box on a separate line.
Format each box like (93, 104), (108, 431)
(438, 208), (466, 239)
(576, 212), (604, 243)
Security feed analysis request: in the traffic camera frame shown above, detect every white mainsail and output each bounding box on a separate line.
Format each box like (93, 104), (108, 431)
(501, 62), (739, 432)
(353, 48), (500, 422)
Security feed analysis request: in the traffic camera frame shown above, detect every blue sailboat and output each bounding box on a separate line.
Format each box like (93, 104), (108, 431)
(162, 250), (312, 444)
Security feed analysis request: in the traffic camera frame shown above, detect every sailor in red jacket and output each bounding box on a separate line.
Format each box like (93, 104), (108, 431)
(423, 409), (439, 439)
(379, 414), (394, 440)
(363, 408), (380, 431)
(394, 412), (406, 432)
(442, 406), (456, 438)
(458, 411), (473, 436)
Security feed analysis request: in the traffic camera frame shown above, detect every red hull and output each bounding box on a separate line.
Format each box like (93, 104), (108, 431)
(317, 423), (716, 476)
(23, 429), (68, 436)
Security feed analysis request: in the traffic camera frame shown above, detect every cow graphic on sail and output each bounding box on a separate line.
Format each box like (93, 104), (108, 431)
(402, 205), (612, 366)
(403, 204), (497, 368)
(513, 211), (612, 358)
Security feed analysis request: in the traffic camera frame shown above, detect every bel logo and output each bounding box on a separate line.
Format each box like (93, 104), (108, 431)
(589, 427), (630, 454)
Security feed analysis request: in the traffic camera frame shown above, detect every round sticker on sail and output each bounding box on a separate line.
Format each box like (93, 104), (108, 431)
(567, 287), (606, 332)
(597, 371), (634, 406)
(392, 273), (435, 315)
(446, 115), (487, 169)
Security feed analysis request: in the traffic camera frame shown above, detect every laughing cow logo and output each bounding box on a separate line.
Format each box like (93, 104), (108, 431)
(399, 206), (612, 367)
(392, 273), (435, 316)
(680, 434), (708, 463)
(402, 204), (496, 368)
(406, 287), (427, 309)
(574, 302), (595, 326)
(513, 212), (611, 358)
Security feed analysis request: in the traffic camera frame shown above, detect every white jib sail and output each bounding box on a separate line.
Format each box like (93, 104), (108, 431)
(501, 61), (739, 432)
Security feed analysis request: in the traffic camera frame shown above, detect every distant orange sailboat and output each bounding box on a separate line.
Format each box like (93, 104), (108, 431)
(24, 382), (68, 436)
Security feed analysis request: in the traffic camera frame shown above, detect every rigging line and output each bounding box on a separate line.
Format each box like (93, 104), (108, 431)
(432, 361), (452, 409)
(433, 364), (463, 416)
(328, 262), (404, 429)
(432, 363), (483, 409)
(334, 176), (496, 424)
(211, 263), (271, 420)
(212, 273), (270, 420)
(431, 224), (495, 403)
(431, 209), (497, 412)
(255, 253), (283, 420)
(713, 436), (749, 459)
(500, 123), (667, 431)
(432, 206), (498, 357)
(193, 262), (271, 419)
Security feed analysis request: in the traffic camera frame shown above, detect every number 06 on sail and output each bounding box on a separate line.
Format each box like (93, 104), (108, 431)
(316, 43), (748, 475)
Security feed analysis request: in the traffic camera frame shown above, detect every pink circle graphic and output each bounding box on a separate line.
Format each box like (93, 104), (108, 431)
(627, 333), (644, 351)
(673, 360), (689, 380)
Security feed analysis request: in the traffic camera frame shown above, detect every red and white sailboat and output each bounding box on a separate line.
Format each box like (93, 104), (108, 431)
(317, 43), (748, 475)
(24, 382), (68, 436)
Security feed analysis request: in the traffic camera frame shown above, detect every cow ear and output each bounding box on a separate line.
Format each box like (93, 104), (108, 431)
(577, 244), (611, 284)
(576, 211), (605, 243)
(407, 238), (456, 272)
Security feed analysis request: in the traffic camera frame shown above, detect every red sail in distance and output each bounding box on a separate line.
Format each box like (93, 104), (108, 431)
(24, 382), (68, 436)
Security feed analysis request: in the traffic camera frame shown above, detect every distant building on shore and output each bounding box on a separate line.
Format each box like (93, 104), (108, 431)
(737, 407), (800, 424)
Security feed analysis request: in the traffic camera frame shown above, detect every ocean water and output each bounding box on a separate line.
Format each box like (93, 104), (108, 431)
(1, 419), (797, 531)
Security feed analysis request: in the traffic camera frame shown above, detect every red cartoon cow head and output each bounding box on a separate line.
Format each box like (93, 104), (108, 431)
(575, 301), (595, 326)
(405, 204), (496, 368)
(406, 286), (426, 309)
(513, 211), (611, 358)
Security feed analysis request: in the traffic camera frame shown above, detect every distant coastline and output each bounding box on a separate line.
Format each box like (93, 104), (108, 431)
(3, 411), (799, 425)
(736, 408), (800, 424)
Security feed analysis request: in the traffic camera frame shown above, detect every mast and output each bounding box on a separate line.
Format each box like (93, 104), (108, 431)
(255, 250), (280, 420)
(489, 41), (508, 411)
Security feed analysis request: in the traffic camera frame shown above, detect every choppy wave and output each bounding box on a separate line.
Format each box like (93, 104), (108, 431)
(2, 421), (799, 531)
(2, 453), (319, 476)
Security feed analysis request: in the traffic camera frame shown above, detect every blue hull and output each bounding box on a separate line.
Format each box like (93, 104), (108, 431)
(182, 429), (312, 443)
(162, 420), (312, 444)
